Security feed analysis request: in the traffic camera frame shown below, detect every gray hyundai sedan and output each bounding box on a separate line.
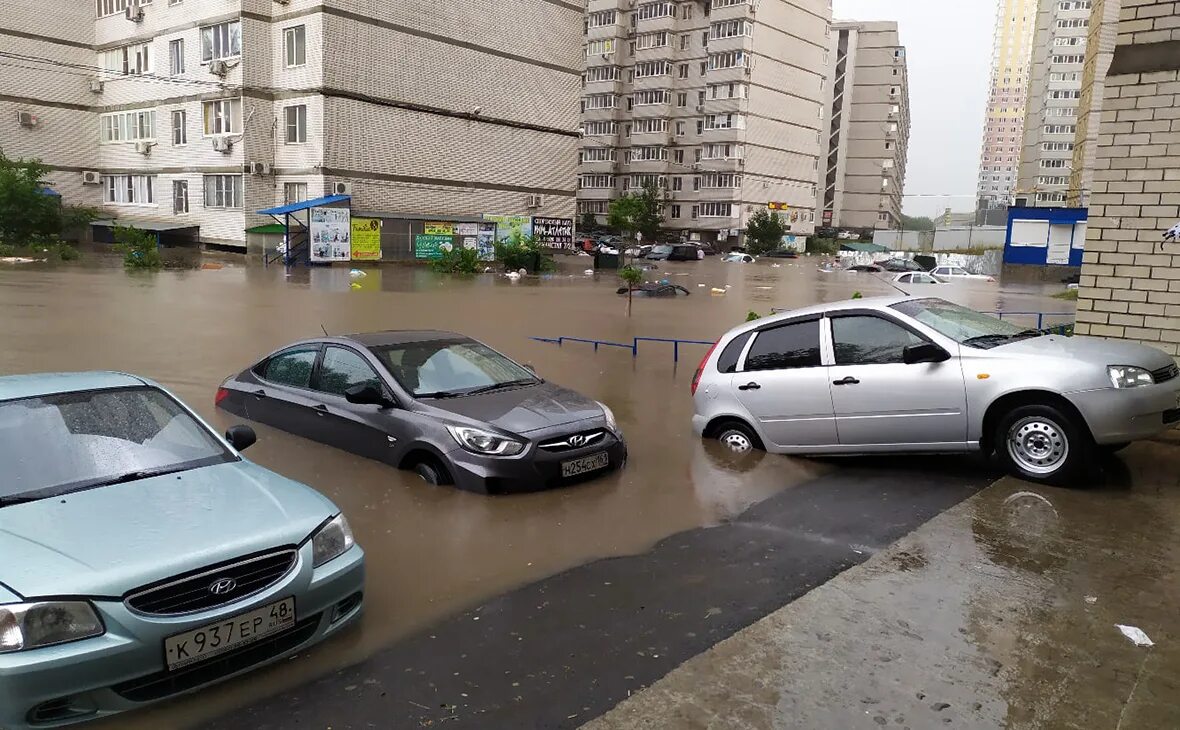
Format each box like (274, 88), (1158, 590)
(217, 331), (626, 494)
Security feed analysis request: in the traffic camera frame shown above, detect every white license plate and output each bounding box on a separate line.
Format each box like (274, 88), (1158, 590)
(164, 597), (296, 672)
(562, 452), (610, 478)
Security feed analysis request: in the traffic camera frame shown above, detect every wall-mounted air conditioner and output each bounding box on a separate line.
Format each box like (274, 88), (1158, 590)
(526, 194), (543, 208)
(124, 0), (143, 22)
(212, 136), (233, 153)
(82, 171), (101, 185)
(243, 162), (271, 175)
(209, 60), (230, 77)
(16, 111), (39, 128)
(134, 141), (154, 156)
(90, 79), (104, 94)
(332, 182), (353, 196)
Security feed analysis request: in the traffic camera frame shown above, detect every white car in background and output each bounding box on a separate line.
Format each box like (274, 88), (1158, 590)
(930, 265), (995, 282)
(894, 272), (944, 285)
(723, 253), (755, 264)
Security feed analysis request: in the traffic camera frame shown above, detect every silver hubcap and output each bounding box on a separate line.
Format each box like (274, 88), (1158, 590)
(1008, 417), (1069, 475)
(720, 430), (752, 453)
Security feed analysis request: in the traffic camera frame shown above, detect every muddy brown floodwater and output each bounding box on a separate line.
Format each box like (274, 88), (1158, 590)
(0, 254), (1072, 728)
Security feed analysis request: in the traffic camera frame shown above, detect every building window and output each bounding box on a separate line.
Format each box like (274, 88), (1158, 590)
(708, 51), (749, 71)
(284, 182), (308, 204)
(677, 92), (687, 107)
(284, 104), (307, 143)
(636, 31), (670, 50)
(700, 173), (741, 188)
(203, 98), (241, 135)
(201, 20), (242, 62)
(102, 175), (156, 205)
(691, 205), (699, 219)
(168, 39), (184, 75)
(171, 110), (186, 145)
(100, 109), (156, 143)
(704, 113), (744, 130)
(587, 10), (617, 28)
(633, 118), (668, 134)
(96, 0), (155, 19)
(583, 121), (618, 135)
(284, 25), (306, 67)
(671, 204), (681, 219)
(173, 180), (189, 213)
(680, 34), (689, 50)
(678, 63), (689, 79)
(699, 202), (734, 217)
(586, 39), (615, 57)
(579, 175), (614, 189)
(585, 66), (620, 83)
(709, 20), (753, 40)
(101, 43), (151, 75)
(634, 60), (671, 78)
(673, 149), (684, 164)
(672, 177), (682, 191)
(204, 174), (243, 208)
(634, 89), (669, 106)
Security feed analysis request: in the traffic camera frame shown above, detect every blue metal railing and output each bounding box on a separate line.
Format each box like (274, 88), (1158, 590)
(530, 336), (715, 363)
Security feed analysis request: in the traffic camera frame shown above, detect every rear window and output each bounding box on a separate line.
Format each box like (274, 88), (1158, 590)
(716, 331), (754, 373)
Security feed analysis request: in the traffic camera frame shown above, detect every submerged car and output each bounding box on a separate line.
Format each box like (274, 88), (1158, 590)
(930, 265), (996, 282)
(691, 296), (1180, 484)
(723, 253), (756, 264)
(0, 372), (364, 729)
(217, 331), (626, 494)
(893, 272), (944, 285)
(878, 259), (925, 273)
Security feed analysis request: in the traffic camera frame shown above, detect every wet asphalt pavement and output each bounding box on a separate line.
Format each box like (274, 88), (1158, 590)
(202, 456), (994, 730)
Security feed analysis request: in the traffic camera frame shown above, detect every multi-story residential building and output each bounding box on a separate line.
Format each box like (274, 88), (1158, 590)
(976, 0), (1039, 213)
(577, 0), (831, 246)
(1013, 0), (1095, 207)
(1067, 0), (1118, 207)
(816, 20), (910, 232)
(2, 0), (581, 250)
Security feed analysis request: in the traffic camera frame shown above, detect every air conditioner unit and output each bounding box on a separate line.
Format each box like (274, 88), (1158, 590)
(125, 1), (143, 22)
(212, 136), (233, 153)
(134, 141), (154, 156)
(332, 182), (353, 196)
(16, 111), (39, 128)
(89, 79), (104, 94)
(209, 60), (230, 77)
(81, 170), (102, 185)
(274, 0), (290, 4)
(243, 162), (271, 175)
(526, 194), (543, 208)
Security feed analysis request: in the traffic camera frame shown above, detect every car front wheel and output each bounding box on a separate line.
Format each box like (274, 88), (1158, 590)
(996, 404), (1088, 485)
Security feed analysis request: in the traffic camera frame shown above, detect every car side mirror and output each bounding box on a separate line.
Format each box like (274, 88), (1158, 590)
(903, 342), (951, 365)
(225, 425), (257, 452)
(523, 363), (537, 373)
(345, 383), (391, 408)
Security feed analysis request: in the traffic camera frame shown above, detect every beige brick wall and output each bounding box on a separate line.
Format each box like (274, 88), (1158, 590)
(1075, 0), (1180, 359)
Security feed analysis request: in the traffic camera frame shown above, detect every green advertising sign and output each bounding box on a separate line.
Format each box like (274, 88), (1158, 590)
(415, 234), (453, 260)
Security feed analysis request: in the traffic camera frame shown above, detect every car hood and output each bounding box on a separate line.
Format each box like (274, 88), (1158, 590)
(0, 461), (337, 599)
(997, 334), (1176, 370)
(421, 381), (604, 436)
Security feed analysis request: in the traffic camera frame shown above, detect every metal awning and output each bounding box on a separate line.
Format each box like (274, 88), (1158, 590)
(256, 195), (350, 217)
(90, 220), (199, 232)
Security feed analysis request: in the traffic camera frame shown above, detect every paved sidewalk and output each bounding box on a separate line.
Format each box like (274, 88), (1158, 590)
(584, 433), (1180, 730)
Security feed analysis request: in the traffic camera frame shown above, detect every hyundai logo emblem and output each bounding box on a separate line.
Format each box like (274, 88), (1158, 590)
(568, 434), (587, 447)
(209, 577), (237, 596)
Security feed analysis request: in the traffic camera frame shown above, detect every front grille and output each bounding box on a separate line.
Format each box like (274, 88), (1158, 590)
(125, 549), (297, 616)
(538, 429), (606, 452)
(111, 613), (321, 703)
(1152, 363), (1179, 384)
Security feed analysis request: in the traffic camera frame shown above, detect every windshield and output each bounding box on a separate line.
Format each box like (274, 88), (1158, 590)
(372, 340), (539, 398)
(0, 386), (234, 505)
(891, 299), (1028, 348)
(652, 245), (674, 254)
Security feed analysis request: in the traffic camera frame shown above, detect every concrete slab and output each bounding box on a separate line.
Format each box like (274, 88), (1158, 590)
(583, 433), (1180, 730)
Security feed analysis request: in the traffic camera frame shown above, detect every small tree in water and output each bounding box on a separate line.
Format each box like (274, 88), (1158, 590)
(0, 152), (95, 252)
(608, 182), (666, 259)
(744, 209), (788, 256)
(619, 265), (644, 317)
(114, 225), (162, 270)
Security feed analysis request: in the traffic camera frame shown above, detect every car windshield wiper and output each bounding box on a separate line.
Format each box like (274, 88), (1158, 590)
(961, 333), (1019, 348)
(460, 379), (539, 397)
(91, 464), (193, 488)
(0, 493), (49, 508)
(415, 390), (466, 400)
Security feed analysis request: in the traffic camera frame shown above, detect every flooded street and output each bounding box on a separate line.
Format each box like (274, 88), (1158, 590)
(0, 255), (1070, 728)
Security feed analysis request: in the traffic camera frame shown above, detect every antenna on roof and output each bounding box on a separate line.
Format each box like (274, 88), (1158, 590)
(320, 324), (330, 336)
(874, 273), (912, 298)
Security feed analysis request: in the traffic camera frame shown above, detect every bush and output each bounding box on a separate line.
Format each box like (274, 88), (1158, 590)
(432, 245), (481, 274)
(0, 244), (14, 257)
(56, 244), (80, 261)
(114, 225), (161, 270)
(806, 237), (839, 255)
(495, 231), (554, 272)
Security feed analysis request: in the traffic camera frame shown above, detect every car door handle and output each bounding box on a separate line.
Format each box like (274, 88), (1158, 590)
(832, 377), (860, 386)
(252, 390), (266, 399)
(313, 404), (329, 416)
(738, 382), (761, 391)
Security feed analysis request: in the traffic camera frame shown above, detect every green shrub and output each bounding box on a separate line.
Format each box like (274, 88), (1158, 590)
(114, 225), (161, 270)
(57, 245), (80, 261)
(0, 244), (14, 257)
(495, 231), (554, 272)
(432, 245), (481, 274)
(806, 237), (839, 255)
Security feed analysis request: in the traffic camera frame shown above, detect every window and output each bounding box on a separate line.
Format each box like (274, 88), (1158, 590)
(587, 10), (617, 28)
(713, 0), (749, 7)
(585, 66), (620, 83)
(629, 146), (668, 162)
(583, 93), (617, 110)
(100, 109), (156, 143)
(699, 173), (740, 188)
(578, 201), (610, 215)
(101, 43), (151, 75)
(1053, 36), (1083, 46)
(582, 147), (616, 162)
(1041, 159), (1068, 169)
(681, 2), (693, 18)
(284, 25), (306, 67)
(702, 143), (741, 159)
(636, 31), (669, 50)
(745, 321), (821, 372)
(672, 177), (682, 191)
(710, 19), (753, 40)
(201, 21), (241, 62)
(708, 51), (749, 70)
(633, 118), (668, 134)
(586, 39), (615, 56)
(636, 1), (674, 21)
(317, 347), (383, 397)
(101, 175), (156, 205)
(680, 34), (690, 50)
(634, 89), (669, 106)
(261, 348), (318, 388)
(677, 92), (687, 107)
(171, 110), (186, 145)
(281, 182), (308, 206)
(173, 180), (189, 214)
(284, 104), (307, 143)
(204, 174), (243, 208)
(168, 39), (184, 75)
(691, 205), (699, 219)
(583, 121), (618, 136)
(579, 175), (614, 189)
(699, 202), (735, 217)
(704, 113), (744, 130)
(671, 204), (681, 219)
(678, 63), (689, 79)
(97, 0), (155, 17)
(708, 83), (748, 100)
(634, 60), (671, 78)
(1042, 141), (1074, 152)
(831, 317), (924, 366)
(676, 121), (685, 136)
(203, 98), (241, 135)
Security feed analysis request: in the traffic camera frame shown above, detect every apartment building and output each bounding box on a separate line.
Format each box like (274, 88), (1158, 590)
(1013, 0), (1095, 206)
(2, 0), (581, 250)
(577, 0), (831, 246)
(816, 20), (910, 232)
(977, 0), (1039, 212)
(1067, 0), (1119, 207)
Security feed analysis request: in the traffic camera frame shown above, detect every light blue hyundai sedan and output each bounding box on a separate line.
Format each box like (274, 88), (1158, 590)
(0, 372), (365, 728)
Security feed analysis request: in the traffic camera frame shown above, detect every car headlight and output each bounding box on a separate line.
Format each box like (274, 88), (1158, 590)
(311, 514), (355, 568)
(447, 426), (525, 456)
(598, 402), (618, 432)
(1108, 365), (1154, 389)
(0, 602), (104, 653)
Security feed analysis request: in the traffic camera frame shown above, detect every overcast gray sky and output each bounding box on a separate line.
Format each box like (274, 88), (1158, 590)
(833, 0), (996, 218)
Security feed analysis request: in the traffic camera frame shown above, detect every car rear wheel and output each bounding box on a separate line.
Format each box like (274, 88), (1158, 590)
(413, 458), (453, 487)
(996, 404), (1087, 485)
(715, 421), (764, 454)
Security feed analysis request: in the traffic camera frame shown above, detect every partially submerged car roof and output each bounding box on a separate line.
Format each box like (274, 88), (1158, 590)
(0, 371), (147, 402)
(346, 330), (466, 348)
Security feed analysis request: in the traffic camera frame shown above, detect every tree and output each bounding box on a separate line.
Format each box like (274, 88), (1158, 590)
(618, 265), (644, 317)
(114, 225), (161, 270)
(607, 182), (665, 244)
(580, 212), (599, 233)
(900, 214), (935, 231)
(0, 152), (96, 248)
(744, 209), (788, 256)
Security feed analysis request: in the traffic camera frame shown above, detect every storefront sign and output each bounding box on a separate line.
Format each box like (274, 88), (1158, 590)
(424, 222), (454, 236)
(350, 218), (382, 261)
(767, 202), (790, 211)
(310, 207), (352, 262)
(483, 214), (532, 242)
(531, 217), (575, 249)
(415, 234), (453, 260)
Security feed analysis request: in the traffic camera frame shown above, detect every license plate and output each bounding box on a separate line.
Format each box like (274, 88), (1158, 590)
(562, 452), (610, 478)
(164, 597), (295, 672)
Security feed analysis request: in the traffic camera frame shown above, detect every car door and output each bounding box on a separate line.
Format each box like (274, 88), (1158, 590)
(249, 345), (326, 439)
(309, 345), (407, 465)
(731, 317), (838, 448)
(897, 273), (913, 284)
(826, 314), (968, 448)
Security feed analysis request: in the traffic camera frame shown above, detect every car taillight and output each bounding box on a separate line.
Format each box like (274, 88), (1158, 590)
(692, 341), (720, 396)
(215, 387), (230, 407)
